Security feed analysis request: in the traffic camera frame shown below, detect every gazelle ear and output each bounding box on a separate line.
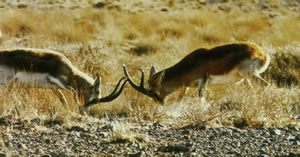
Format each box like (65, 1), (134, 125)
(150, 66), (156, 77)
(94, 75), (101, 89)
(157, 71), (165, 84)
(151, 71), (165, 86)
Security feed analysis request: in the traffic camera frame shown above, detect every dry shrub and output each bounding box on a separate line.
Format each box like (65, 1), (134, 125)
(229, 85), (298, 128)
(108, 120), (151, 144)
(0, 84), (79, 122)
(266, 46), (300, 87)
(0, 83), (107, 129)
(177, 83), (299, 128)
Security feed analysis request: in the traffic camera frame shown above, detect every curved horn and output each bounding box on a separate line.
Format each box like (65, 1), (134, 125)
(138, 68), (145, 88)
(122, 64), (151, 96)
(84, 77), (128, 109)
(98, 77), (128, 102)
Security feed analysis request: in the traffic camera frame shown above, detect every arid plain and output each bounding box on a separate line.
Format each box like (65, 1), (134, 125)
(0, 0), (299, 156)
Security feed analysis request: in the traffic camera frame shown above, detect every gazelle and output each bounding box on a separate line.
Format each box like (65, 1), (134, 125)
(123, 43), (270, 104)
(0, 48), (127, 111)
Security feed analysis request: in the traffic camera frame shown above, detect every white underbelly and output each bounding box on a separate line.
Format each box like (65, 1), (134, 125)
(16, 72), (47, 86)
(15, 72), (58, 88)
(0, 64), (69, 90)
(209, 71), (239, 84)
(0, 65), (15, 84)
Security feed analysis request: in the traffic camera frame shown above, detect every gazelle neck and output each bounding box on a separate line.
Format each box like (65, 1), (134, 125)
(72, 68), (94, 88)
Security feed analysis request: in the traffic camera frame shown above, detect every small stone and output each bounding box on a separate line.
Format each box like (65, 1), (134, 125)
(295, 134), (300, 140)
(67, 126), (85, 132)
(268, 128), (281, 136)
(0, 151), (6, 157)
(258, 154), (269, 157)
(44, 138), (51, 144)
(17, 143), (27, 149)
(199, 125), (209, 130)
(127, 151), (146, 157)
(190, 152), (198, 157)
(80, 132), (92, 138)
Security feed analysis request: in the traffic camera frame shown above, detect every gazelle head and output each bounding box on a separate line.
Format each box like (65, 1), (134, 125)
(123, 64), (167, 104)
(83, 76), (128, 110)
(75, 74), (100, 107)
(87, 75), (101, 102)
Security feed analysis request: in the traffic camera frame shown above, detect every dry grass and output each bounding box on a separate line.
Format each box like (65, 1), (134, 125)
(0, 1), (299, 128)
(0, 9), (96, 43)
(108, 120), (151, 144)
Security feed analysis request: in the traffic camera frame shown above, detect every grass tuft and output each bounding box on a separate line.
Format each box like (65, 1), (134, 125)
(108, 121), (151, 144)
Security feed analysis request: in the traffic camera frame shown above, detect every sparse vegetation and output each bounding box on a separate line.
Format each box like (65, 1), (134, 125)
(0, 0), (299, 155)
(0, 0), (299, 128)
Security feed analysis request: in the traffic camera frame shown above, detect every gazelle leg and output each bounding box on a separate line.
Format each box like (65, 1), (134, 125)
(5, 80), (15, 92)
(246, 78), (253, 88)
(71, 89), (83, 113)
(177, 87), (190, 102)
(198, 74), (209, 98)
(235, 78), (245, 85)
(184, 87), (190, 95)
(71, 90), (79, 105)
(255, 74), (270, 86)
(47, 76), (73, 93)
(47, 76), (81, 110)
(235, 77), (253, 88)
(51, 89), (69, 109)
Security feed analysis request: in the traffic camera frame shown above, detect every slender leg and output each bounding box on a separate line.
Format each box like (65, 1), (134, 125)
(72, 90), (79, 105)
(47, 75), (81, 110)
(72, 89), (83, 113)
(47, 76), (73, 93)
(184, 87), (190, 95)
(51, 89), (69, 109)
(246, 78), (254, 88)
(235, 77), (254, 88)
(5, 81), (15, 92)
(235, 78), (245, 85)
(254, 74), (270, 86)
(177, 87), (189, 102)
(198, 74), (209, 98)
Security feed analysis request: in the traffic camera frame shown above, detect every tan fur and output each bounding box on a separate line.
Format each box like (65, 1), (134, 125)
(125, 43), (270, 104)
